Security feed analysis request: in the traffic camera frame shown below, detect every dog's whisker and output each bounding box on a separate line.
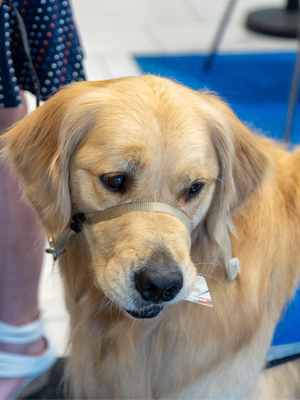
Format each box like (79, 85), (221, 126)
(190, 255), (222, 266)
(85, 282), (97, 296)
(117, 305), (124, 321)
(214, 176), (230, 191)
(94, 296), (111, 317)
(193, 261), (223, 268)
(196, 273), (225, 286)
(109, 300), (114, 318)
(190, 255), (222, 265)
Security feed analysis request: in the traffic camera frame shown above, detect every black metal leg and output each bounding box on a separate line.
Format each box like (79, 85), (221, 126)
(204, 0), (238, 71)
(284, 18), (300, 142)
(287, 0), (299, 10)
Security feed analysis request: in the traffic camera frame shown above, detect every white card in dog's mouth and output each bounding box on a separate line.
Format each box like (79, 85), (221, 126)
(185, 275), (213, 307)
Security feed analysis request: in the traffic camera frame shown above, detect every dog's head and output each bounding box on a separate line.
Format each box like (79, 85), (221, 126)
(2, 76), (269, 319)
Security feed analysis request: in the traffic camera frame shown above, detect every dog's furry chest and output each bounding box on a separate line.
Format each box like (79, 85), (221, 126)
(66, 298), (273, 400)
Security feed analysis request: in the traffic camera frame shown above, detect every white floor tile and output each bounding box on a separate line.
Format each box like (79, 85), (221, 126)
(39, 252), (68, 320)
(79, 29), (157, 54)
(46, 319), (70, 357)
(142, 25), (165, 52)
(98, 54), (142, 78)
(220, 25), (297, 52)
(189, 0), (284, 23)
(84, 56), (110, 81)
(40, 250), (69, 356)
(149, 23), (218, 53)
(187, 0), (229, 23)
(74, 2), (195, 30)
(23, 91), (37, 114)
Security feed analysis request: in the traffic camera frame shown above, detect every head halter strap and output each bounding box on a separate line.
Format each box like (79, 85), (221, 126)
(46, 201), (240, 282)
(46, 202), (191, 260)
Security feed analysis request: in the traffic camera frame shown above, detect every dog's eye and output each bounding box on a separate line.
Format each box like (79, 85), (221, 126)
(102, 173), (125, 192)
(187, 181), (204, 200)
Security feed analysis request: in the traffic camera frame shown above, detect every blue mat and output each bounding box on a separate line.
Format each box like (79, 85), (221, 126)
(135, 53), (300, 143)
(267, 284), (300, 365)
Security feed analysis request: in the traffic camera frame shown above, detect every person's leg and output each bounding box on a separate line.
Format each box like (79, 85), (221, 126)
(0, 92), (46, 399)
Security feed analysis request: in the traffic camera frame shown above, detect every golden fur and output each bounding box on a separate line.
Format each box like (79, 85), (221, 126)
(2, 76), (300, 399)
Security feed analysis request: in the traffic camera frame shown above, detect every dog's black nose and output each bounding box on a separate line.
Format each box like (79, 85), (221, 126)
(135, 268), (183, 303)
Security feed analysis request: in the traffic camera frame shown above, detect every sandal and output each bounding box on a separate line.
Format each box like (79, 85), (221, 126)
(0, 317), (57, 399)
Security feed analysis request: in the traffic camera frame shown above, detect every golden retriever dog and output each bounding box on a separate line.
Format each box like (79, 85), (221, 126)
(2, 76), (300, 399)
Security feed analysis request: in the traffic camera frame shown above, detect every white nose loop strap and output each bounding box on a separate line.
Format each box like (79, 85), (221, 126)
(46, 201), (240, 282)
(85, 202), (191, 232)
(46, 202), (191, 260)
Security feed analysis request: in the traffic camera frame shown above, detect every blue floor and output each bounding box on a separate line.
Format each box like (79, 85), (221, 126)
(136, 53), (300, 144)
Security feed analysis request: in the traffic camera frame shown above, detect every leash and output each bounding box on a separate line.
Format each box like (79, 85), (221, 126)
(265, 352), (300, 369)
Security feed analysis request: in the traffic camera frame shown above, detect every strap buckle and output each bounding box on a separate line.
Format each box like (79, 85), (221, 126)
(45, 237), (59, 261)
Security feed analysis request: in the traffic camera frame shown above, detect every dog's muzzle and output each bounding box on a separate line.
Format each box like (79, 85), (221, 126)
(46, 202), (191, 260)
(46, 201), (240, 283)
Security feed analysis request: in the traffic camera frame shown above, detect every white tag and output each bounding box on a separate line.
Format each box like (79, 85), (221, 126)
(226, 258), (241, 282)
(185, 275), (213, 307)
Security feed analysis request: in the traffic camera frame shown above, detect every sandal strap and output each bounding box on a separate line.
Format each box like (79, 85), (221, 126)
(0, 339), (56, 378)
(0, 318), (45, 344)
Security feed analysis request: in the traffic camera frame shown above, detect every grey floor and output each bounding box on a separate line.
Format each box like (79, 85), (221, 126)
(26, 359), (65, 400)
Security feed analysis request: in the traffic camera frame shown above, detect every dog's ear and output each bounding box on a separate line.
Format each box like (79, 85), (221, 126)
(1, 80), (122, 236)
(197, 93), (271, 247)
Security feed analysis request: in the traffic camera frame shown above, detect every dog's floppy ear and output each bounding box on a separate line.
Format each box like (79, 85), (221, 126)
(1, 80), (121, 236)
(198, 93), (271, 247)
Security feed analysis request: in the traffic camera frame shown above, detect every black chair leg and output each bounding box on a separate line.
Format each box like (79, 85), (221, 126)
(204, 0), (238, 71)
(284, 19), (300, 142)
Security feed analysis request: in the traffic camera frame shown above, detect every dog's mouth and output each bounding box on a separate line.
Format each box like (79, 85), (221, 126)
(125, 306), (164, 319)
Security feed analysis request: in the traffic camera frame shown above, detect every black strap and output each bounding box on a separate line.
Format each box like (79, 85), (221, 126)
(70, 213), (86, 233)
(265, 352), (300, 369)
(8, 0), (41, 108)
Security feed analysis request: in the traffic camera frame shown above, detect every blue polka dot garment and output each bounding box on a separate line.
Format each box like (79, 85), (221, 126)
(0, 0), (86, 108)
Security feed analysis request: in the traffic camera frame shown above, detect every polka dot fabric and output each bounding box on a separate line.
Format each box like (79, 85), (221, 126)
(0, 0), (85, 108)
